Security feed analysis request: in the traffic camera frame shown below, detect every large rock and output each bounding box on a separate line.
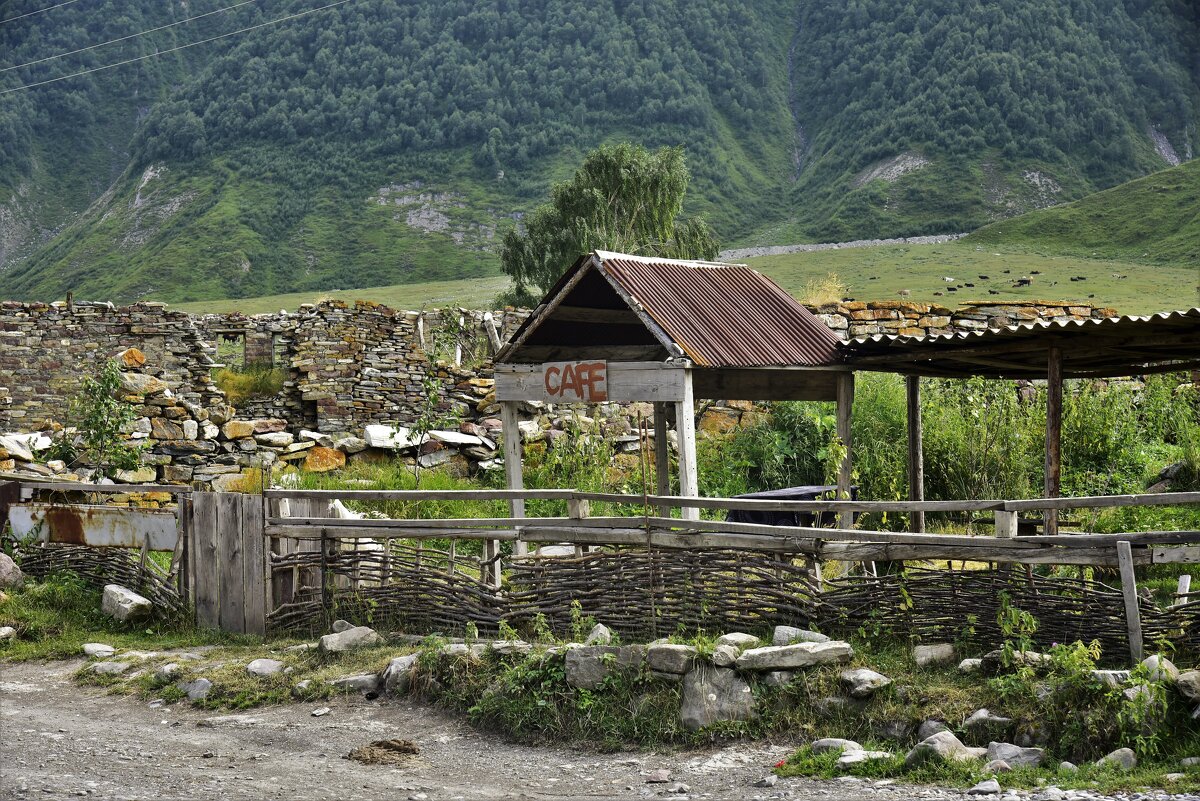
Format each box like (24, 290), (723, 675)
(117, 348), (146, 368)
(1177, 670), (1200, 702)
(1141, 655), (1179, 683)
(150, 418), (186, 440)
(318, 626), (382, 654)
(334, 436), (368, 454)
(255, 432), (294, 447)
(962, 709), (1013, 744)
(117, 372), (168, 397)
(0, 553), (24, 590)
(913, 643), (956, 667)
(917, 719), (949, 741)
(179, 678), (212, 701)
(1096, 747), (1137, 771)
(735, 641), (853, 671)
(221, 421), (256, 440)
(82, 642), (116, 658)
(101, 584), (153, 622)
(711, 644), (740, 668)
(583, 623), (612, 645)
(986, 742), (1044, 768)
(364, 424), (421, 450)
(981, 649), (1046, 675)
(0, 626), (15, 640)
(811, 738), (862, 754)
(303, 446), (346, 473)
(246, 658), (285, 677)
(904, 731), (987, 768)
(382, 654), (419, 695)
(564, 646), (645, 690)
(840, 668), (891, 698)
(0, 434), (34, 463)
(716, 632), (760, 650)
(252, 419), (288, 434)
(646, 644), (698, 675)
(327, 674), (381, 694)
(679, 665), (756, 731)
(773, 625), (829, 645)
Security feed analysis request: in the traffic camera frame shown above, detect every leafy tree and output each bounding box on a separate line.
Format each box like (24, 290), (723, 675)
(53, 360), (143, 480)
(499, 143), (719, 296)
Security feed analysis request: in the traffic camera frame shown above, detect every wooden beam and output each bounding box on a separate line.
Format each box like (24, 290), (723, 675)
(836, 373), (855, 529)
(494, 360), (687, 403)
(691, 368), (839, 401)
(906, 375), (925, 533)
(1045, 345), (1063, 536)
(551, 305), (642, 324)
(653, 402), (671, 518)
(264, 488), (575, 501)
(675, 370), (699, 521)
(504, 345), (666, 362)
(1117, 540), (1143, 663)
(499, 400), (523, 572)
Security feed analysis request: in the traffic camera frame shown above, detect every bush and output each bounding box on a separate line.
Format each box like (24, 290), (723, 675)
(213, 363), (286, 405)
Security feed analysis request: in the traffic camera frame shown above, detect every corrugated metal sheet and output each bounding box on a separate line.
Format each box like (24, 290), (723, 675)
(595, 251), (843, 367)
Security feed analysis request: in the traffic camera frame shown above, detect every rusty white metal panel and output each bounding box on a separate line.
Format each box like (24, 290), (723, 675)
(7, 503), (178, 551)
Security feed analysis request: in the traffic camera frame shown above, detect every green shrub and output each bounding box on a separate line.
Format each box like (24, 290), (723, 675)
(213, 362), (287, 405)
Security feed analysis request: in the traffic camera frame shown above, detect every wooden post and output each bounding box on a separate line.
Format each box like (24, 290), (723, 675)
(835, 373), (855, 525)
(242, 493), (266, 636)
(675, 370), (699, 521)
(499, 400), (523, 577)
(1045, 346), (1063, 536)
(1175, 574), (1192, 608)
(192, 493), (220, 629)
(569, 497), (590, 557)
(653, 402), (671, 518)
(906, 376), (925, 534)
(1116, 540), (1144, 663)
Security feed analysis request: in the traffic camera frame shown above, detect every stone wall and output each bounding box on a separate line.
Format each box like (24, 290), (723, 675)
(805, 300), (1118, 341)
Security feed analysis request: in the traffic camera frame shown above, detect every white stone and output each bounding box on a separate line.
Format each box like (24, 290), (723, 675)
(182, 420), (199, 440)
(300, 430), (334, 447)
(364, 424), (421, 450)
(913, 643), (956, 667)
(83, 642), (116, 658)
(773, 625), (829, 645)
(715, 632), (760, 650)
(959, 658), (983, 673)
(967, 778), (1001, 795)
(711, 644), (740, 668)
(646, 644), (698, 674)
(0, 553), (24, 590)
(584, 623), (612, 645)
(382, 654), (418, 694)
(1095, 747), (1136, 771)
(0, 625), (15, 640)
(246, 658), (285, 677)
(839, 667), (891, 698)
(735, 641), (853, 671)
(429, 430), (484, 447)
(255, 432), (294, 447)
(987, 742), (1044, 768)
(1141, 654), (1179, 683)
(0, 434), (35, 462)
(326, 674), (381, 693)
(101, 584), (153, 622)
(812, 738), (862, 754)
(318, 626), (382, 653)
(904, 731), (987, 767)
(517, 420), (543, 442)
(679, 665), (755, 731)
(837, 750), (892, 768)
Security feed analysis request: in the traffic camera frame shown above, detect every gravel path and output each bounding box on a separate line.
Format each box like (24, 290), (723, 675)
(0, 659), (1192, 801)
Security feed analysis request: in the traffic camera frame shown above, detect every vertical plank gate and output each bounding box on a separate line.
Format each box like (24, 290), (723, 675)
(189, 492), (266, 635)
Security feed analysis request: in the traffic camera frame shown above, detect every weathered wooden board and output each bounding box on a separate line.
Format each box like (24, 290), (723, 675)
(494, 361), (687, 403)
(192, 493), (220, 629)
(216, 492), (244, 634)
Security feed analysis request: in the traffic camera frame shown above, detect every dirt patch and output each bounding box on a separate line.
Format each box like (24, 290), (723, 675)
(346, 738), (419, 765)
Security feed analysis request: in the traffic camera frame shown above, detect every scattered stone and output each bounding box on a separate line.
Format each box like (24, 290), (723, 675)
(962, 709), (1013, 744)
(1166, 772), (1186, 782)
(984, 759), (1012, 773)
(383, 655), (418, 694)
(679, 665), (756, 731)
(565, 646), (645, 690)
(284, 643), (316, 653)
(318, 626), (382, 654)
(761, 670), (794, 687)
(981, 649), (1046, 675)
(584, 623), (612, 645)
(1059, 761), (1077, 772)
(711, 644), (740, 668)
(100, 584), (153, 622)
(311, 707), (332, 717)
(1176, 670), (1200, 702)
(913, 643), (956, 667)
(1181, 757), (1200, 767)
(967, 778), (1001, 795)
(647, 643), (698, 674)
(90, 661), (134, 676)
(839, 667), (891, 698)
(1091, 670), (1130, 689)
(715, 632), (760, 650)
(334, 436), (368, 454)
(987, 742), (1044, 768)
(917, 720), (949, 741)
(904, 731), (986, 768)
(117, 372), (168, 397)
(736, 641), (853, 671)
(179, 678), (212, 701)
(0, 625), (15, 640)
(1141, 654), (1179, 683)
(0, 553), (24, 590)
(958, 658), (983, 674)
(331, 619), (354, 633)
(752, 774), (777, 787)
(1096, 747), (1136, 771)
(246, 659), (285, 677)
(490, 640), (533, 656)
(772, 625), (829, 645)
(645, 769), (671, 783)
(153, 663), (180, 684)
(327, 674), (381, 694)
(837, 750), (893, 768)
(871, 720), (910, 742)
(811, 738), (862, 754)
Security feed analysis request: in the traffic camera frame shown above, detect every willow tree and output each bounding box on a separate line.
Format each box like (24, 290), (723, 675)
(500, 143), (719, 298)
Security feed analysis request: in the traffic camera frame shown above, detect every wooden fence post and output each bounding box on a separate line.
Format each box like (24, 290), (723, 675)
(1116, 540), (1143, 663)
(1175, 574), (1192, 608)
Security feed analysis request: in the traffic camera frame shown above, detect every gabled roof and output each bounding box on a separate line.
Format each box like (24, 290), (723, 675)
(845, 307), (1200, 379)
(497, 250), (843, 368)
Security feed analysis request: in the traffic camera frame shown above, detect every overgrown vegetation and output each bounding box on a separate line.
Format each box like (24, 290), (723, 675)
(46, 360), (143, 479)
(213, 363), (287, 405)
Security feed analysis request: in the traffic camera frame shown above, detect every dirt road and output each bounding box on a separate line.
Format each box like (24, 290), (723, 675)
(0, 658), (953, 801)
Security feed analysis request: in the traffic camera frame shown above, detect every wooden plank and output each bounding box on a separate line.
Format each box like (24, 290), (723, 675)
(575, 492), (1007, 513)
(690, 368), (838, 401)
(653, 402), (670, 517)
(819, 542), (1146, 566)
(217, 492), (245, 634)
(264, 488), (575, 501)
(676, 370), (699, 521)
(267, 525), (521, 541)
(500, 399), (523, 569)
(18, 481), (192, 495)
(994, 510), (1018, 539)
(1003, 492), (1200, 511)
(241, 494), (266, 637)
(1045, 345), (1063, 536)
(501, 345), (667, 362)
(494, 361), (687, 403)
(1117, 540), (1143, 663)
(551, 305), (642, 324)
(191, 493), (220, 629)
(1175, 573), (1193, 607)
(836, 372), (854, 528)
(906, 376), (925, 533)
(1153, 546), (1200, 564)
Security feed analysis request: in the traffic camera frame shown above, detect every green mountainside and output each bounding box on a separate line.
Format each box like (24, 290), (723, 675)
(1, 0), (1196, 304)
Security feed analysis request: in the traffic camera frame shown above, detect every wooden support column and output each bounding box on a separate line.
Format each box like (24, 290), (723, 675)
(835, 373), (855, 526)
(906, 376), (925, 534)
(1117, 540), (1144, 663)
(653, 402), (671, 518)
(1045, 346), (1063, 536)
(498, 400), (523, 581)
(675, 370), (700, 521)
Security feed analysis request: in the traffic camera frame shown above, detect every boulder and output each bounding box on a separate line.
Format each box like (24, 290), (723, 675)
(967, 778), (1001, 795)
(715, 632), (760, 650)
(117, 347), (147, 368)
(364, 424), (420, 450)
(327, 674), (381, 694)
(959, 658), (983, 674)
(117, 372), (168, 397)
(679, 665), (756, 732)
(90, 661), (134, 676)
(1091, 669), (1131, 689)
(382, 654), (419, 695)
(735, 641), (853, 671)
(565, 646), (645, 690)
(334, 436), (368, 454)
(1141, 655), (1179, 683)
(113, 467), (157, 484)
(839, 667), (891, 698)
(646, 644), (698, 674)
(153, 663), (181, 685)
(962, 709), (1014, 745)
(331, 619), (354, 633)
(913, 643), (956, 667)
(299, 430), (334, 447)
(811, 738), (862, 755)
(179, 678), (213, 701)
(101, 584), (153, 622)
(984, 759), (1011, 774)
(255, 432), (294, 447)
(711, 644), (740, 668)
(986, 742), (1044, 768)
(303, 446), (346, 473)
(0, 553), (24, 590)
(904, 731), (987, 768)
(1096, 747), (1137, 771)
(584, 623), (612, 645)
(83, 642), (116, 658)
(837, 750), (893, 768)
(491, 640), (533, 656)
(318, 626), (382, 654)
(252, 419), (288, 434)
(429, 430), (484, 447)
(872, 720), (911, 742)
(246, 658), (285, 677)
(1177, 670), (1200, 702)
(772, 625), (829, 645)
(0, 625), (15, 640)
(917, 719), (949, 741)
(981, 649), (1046, 675)
(221, 421), (256, 440)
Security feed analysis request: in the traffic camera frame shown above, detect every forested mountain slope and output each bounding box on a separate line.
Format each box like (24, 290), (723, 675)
(1, 0), (1196, 303)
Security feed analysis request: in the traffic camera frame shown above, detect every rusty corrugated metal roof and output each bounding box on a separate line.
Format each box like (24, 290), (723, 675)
(593, 251), (843, 367)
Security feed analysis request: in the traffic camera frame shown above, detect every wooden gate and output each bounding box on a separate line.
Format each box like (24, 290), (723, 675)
(189, 492), (266, 635)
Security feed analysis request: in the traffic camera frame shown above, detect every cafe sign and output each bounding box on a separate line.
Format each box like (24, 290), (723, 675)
(543, 360), (608, 403)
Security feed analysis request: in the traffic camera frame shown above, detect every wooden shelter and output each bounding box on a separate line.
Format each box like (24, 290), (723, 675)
(494, 250), (851, 548)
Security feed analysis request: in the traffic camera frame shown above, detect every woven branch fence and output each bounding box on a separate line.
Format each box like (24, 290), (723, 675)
(14, 543), (188, 617)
